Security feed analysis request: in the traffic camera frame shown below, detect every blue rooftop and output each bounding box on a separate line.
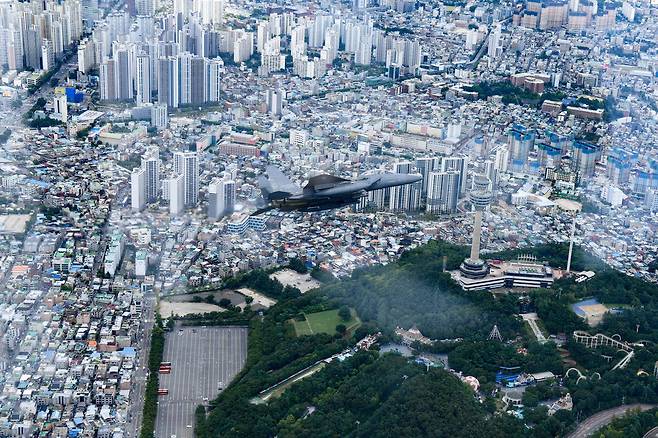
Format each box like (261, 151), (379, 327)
(26, 179), (51, 188)
(121, 347), (136, 358)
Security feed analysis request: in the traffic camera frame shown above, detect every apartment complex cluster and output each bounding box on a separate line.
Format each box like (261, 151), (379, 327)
(88, 0), (426, 108)
(514, 0), (621, 31)
(130, 145), (237, 219)
(0, 0), (83, 84)
(0, 0), (83, 71)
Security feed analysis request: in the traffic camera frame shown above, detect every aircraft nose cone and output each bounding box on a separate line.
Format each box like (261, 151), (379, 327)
(403, 174), (422, 184)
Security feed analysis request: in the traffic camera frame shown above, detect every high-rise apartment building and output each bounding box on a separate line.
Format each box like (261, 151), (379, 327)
(495, 147), (510, 174)
(41, 39), (54, 70)
(441, 155), (469, 196)
(115, 48), (132, 100)
(158, 56), (179, 108)
(131, 167), (146, 211)
(135, 0), (155, 16)
(150, 104), (168, 129)
(174, 151), (199, 207)
(487, 23), (503, 61)
(415, 157), (441, 195)
(142, 149), (160, 203)
(508, 125), (535, 173)
(99, 58), (117, 100)
(208, 178), (236, 219)
(426, 171), (460, 215)
(53, 94), (67, 122)
(136, 54), (151, 104)
(205, 57), (222, 103)
(572, 141), (599, 181)
(168, 174), (185, 215)
(388, 162), (422, 212)
(266, 88), (283, 116)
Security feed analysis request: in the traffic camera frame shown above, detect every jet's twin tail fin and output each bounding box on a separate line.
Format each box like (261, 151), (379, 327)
(303, 174), (350, 194)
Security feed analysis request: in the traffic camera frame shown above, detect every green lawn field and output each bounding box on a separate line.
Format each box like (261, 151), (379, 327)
(291, 308), (361, 336)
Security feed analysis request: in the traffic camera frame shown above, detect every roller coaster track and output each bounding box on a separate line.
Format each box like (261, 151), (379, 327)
(573, 331), (634, 352)
(573, 331), (636, 370)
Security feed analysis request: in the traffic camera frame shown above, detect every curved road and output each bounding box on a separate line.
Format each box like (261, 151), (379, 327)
(645, 426), (658, 438)
(566, 404), (656, 438)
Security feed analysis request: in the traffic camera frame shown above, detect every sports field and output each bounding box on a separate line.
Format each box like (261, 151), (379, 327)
(291, 308), (361, 336)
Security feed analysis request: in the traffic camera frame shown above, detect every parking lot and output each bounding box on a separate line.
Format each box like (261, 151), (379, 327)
(155, 326), (248, 438)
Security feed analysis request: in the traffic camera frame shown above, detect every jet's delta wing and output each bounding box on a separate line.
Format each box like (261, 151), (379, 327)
(260, 165), (303, 200)
(266, 165), (302, 195)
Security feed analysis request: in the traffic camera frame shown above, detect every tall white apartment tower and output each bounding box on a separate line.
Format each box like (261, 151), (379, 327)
(131, 167), (146, 211)
(208, 178), (236, 218)
(205, 57), (222, 103)
(142, 149), (160, 203)
(41, 39), (54, 71)
(208, 179), (220, 219)
(168, 174), (185, 215)
(388, 162), (422, 212)
(426, 171), (460, 215)
(178, 52), (193, 105)
(158, 56), (179, 108)
(136, 0), (155, 16)
(150, 104), (168, 130)
(441, 155), (469, 196)
(136, 54), (151, 104)
(174, 151), (199, 207)
(266, 88), (283, 116)
(415, 156), (441, 195)
(487, 23), (502, 61)
(219, 179), (236, 215)
(53, 95), (68, 122)
(495, 147), (510, 173)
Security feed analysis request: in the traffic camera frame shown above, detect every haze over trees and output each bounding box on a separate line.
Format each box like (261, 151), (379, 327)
(319, 240), (521, 339)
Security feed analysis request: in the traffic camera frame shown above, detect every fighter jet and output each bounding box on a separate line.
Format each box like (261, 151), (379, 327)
(251, 166), (422, 215)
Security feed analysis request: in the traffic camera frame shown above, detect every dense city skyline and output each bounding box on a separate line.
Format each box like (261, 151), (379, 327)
(1, 0), (658, 435)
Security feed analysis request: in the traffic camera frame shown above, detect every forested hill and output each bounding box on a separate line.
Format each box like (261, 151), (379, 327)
(199, 239), (658, 437)
(200, 240), (529, 437)
(317, 239), (613, 341)
(276, 353), (508, 437)
(205, 351), (526, 437)
(353, 363), (522, 438)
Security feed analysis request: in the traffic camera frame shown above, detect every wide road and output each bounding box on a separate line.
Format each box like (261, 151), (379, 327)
(566, 404), (656, 438)
(126, 292), (156, 437)
(645, 426), (658, 438)
(155, 326), (248, 438)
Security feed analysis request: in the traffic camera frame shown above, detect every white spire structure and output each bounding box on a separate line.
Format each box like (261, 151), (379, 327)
(470, 210), (483, 261)
(488, 325), (502, 342)
(460, 175), (493, 279)
(566, 215), (576, 273)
